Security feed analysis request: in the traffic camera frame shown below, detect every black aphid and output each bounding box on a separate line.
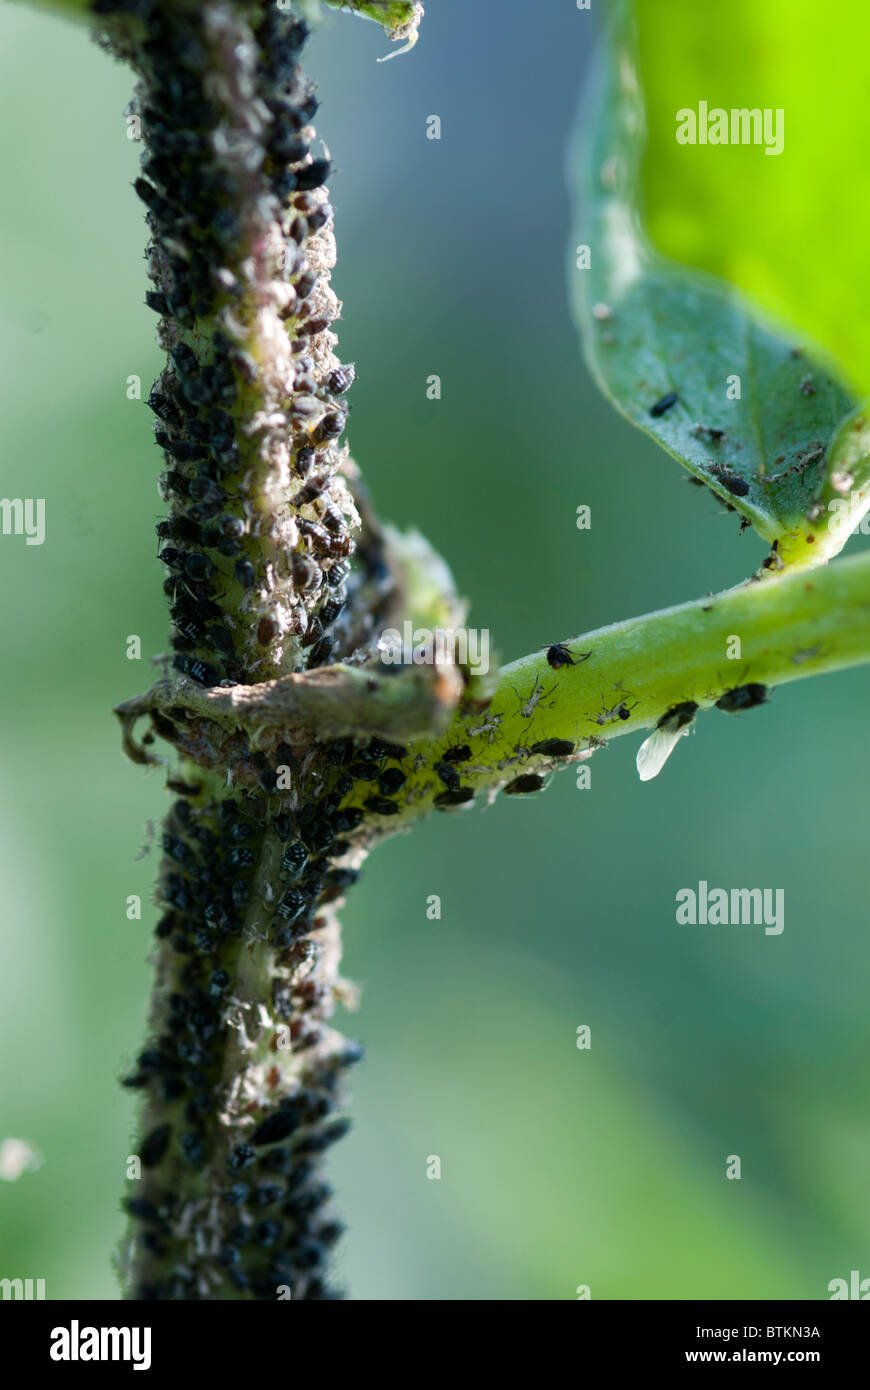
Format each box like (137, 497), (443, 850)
(250, 1108), (301, 1147)
(530, 739), (576, 757)
(140, 1123), (172, 1169)
(378, 768), (406, 796)
(649, 391), (679, 418)
(710, 464), (750, 498)
(546, 643), (579, 669)
(235, 558), (255, 589)
(281, 842), (309, 879)
(277, 888), (308, 922)
(504, 774), (545, 796)
(433, 761), (460, 791)
(433, 788), (475, 810)
(172, 655), (222, 687)
(715, 683), (769, 713)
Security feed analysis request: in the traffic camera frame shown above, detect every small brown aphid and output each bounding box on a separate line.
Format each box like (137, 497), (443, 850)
(320, 505), (345, 536)
(327, 364), (355, 396)
(295, 446), (317, 477)
(297, 316), (333, 341)
(434, 787), (475, 810)
(292, 553), (322, 593)
(296, 471), (330, 505)
(312, 411), (346, 444)
(504, 774), (545, 796)
(299, 517), (331, 550)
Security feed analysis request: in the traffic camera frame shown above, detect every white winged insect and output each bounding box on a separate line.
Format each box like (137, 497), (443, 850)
(636, 701), (698, 782)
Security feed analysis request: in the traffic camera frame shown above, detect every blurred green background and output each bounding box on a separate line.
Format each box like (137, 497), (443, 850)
(1, 0), (868, 1300)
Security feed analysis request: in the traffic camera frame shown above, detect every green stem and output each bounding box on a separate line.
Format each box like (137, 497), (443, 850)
(367, 551), (870, 821)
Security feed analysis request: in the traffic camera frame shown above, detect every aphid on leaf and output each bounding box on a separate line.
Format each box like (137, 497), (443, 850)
(715, 683), (769, 713)
(636, 700), (698, 783)
(595, 696), (636, 725)
(434, 787), (474, 810)
(504, 774), (545, 796)
(649, 391), (679, 418)
(433, 761), (460, 792)
(379, 741), (409, 761)
(709, 464), (750, 498)
(546, 643), (573, 669)
(530, 739), (575, 757)
(378, 768), (406, 796)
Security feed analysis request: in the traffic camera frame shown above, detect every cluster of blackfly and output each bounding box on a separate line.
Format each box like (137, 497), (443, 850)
(92, 0), (401, 1298)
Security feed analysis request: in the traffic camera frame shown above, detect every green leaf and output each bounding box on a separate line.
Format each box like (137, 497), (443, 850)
(321, 0), (423, 53)
(569, 0), (870, 567)
(632, 0), (870, 400)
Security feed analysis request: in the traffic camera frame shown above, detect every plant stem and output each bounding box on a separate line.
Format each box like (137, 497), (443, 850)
(101, 0), (428, 1301)
(368, 551), (870, 820)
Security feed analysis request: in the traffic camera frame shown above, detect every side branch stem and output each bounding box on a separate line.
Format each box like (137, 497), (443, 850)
(380, 553), (870, 820)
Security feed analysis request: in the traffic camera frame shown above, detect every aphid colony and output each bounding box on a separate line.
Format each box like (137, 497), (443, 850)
(121, 0), (362, 685)
(97, 0), (398, 1301)
(122, 727), (415, 1299)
